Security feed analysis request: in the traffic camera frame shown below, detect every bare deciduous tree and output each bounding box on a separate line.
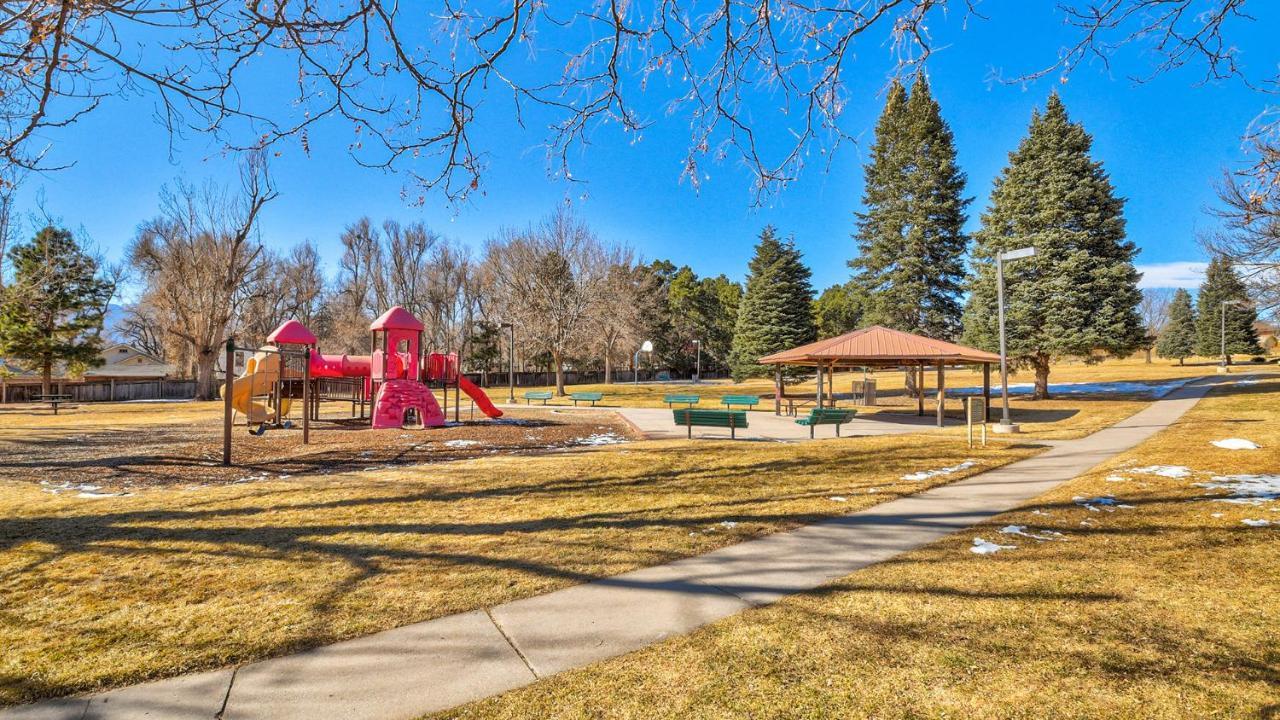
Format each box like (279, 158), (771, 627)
(483, 209), (611, 395)
(3, 1), (1270, 204)
(1138, 287), (1175, 363)
(590, 255), (658, 383)
(129, 154), (276, 399)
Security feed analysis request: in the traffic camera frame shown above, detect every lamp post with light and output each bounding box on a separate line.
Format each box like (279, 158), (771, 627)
(994, 246), (1036, 433)
(633, 340), (653, 385)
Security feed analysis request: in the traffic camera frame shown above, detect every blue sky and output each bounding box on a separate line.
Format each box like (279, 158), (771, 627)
(13, 3), (1277, 296)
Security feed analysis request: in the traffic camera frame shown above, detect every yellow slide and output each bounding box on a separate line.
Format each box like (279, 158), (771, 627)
(223, 349), (292, 424)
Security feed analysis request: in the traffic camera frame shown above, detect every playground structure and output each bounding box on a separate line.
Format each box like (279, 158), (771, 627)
(223, 306), (502, 447)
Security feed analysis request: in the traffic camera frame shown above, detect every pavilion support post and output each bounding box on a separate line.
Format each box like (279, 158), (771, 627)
(774, 365), (782, 416)
(815, 364), (823, 409)
(916, 363), (925, 416)
(936, 363), (945, 428)
(983, 364), (992, 422)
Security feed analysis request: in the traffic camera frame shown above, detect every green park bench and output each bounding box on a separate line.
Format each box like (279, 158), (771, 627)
(720, 394), (761, 410)
(663, 394), (700, 408)
(570, 391), (604, 407)
(672, 408), (749, 439)
(523, 391), (553, 405)
(795, 407), (857, 438)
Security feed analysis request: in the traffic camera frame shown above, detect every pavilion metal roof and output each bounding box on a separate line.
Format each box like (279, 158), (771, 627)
(758, 325), (1000, 366)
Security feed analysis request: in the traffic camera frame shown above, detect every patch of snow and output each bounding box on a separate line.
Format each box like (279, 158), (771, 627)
(1211, 513), (1224, 518)
(1064, 491), (1126, 509)
(1194, 474), (1280, 505)
(1130, 465), (1193, 479)
(1031, 509), (1052, 516)
(444, 439), (483, 448)
(1105, 475), (1129, 483)
(1241, 519), (1273, 527)
(719, 520), (739, 529)
(574, 432), (627, 446)
(999, 525), (1065, 541)
(828, 496), (848, 503)
(901, 460), (978, 482)
(76, 491), (131, 499)
(1211, 438), (1260, 450)
(970, 537), (1016, 555)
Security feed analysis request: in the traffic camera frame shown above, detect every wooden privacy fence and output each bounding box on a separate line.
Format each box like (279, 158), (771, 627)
(0, 379), (198, 404)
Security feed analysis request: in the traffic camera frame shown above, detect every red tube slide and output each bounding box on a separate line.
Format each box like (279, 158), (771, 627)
(457, 376), (503, 418)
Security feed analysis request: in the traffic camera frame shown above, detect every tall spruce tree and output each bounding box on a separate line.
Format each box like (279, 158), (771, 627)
(962, 93), (1144, 399)
(0, 226), (113, 394)
(1156, 288), (1197, 365)
(1194, 256), (1259, 363)
(851, 76), (969, 339)
(729, 226), (816, 382)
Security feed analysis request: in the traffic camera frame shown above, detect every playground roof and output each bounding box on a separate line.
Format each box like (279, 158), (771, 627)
(758, 325), (1000, 367)
(267, 319), (318, 345)
(370, 306), (425, 331)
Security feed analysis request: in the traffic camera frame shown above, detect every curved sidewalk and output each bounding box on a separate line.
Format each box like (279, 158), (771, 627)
(1, 380), (1215, 720)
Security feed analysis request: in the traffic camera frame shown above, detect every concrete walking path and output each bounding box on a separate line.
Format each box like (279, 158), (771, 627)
(1, 380), (1216, 720)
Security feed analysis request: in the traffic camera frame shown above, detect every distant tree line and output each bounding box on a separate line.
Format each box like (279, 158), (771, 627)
(1, 86), (1270, 402)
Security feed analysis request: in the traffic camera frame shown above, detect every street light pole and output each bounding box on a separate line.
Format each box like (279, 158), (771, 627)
(994, 246), (1036, 433)
(634, 340), (653, 385)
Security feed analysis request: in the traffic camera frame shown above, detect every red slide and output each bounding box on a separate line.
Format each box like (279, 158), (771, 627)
(457, 376), (504, 418)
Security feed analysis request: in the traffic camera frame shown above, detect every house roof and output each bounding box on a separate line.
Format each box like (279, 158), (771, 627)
(83, 364), (175, 379)
(267, 319), (319, 345)
(99, 343), (164, 365)
(370, 306), (425, 331)
(758, 325), (1001, 366)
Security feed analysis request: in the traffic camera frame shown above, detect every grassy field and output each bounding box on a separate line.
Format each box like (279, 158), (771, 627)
(0, 430), (1037, 706)
(436, 375), (1280, 719)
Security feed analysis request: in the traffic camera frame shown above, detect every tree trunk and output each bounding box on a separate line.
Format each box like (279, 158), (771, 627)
(1178, 357), (1184, 366)
(604, 354), (612, 384)
(195, 348), (219, 401)
(904, 368), (919, 399)
(41, 360), (52, 397)
(1145, 346), (1152, 364)
(1032, 356), (1051, 400)
(552, 350), (566, 396)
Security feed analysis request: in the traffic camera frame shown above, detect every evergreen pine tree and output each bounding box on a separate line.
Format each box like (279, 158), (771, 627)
(1194, 256), (1259, 363)
(851, 76), (969, 339)
(729, 226), (816, 381)
(1156, 288), (1197, 365)
(0, 226), (113, 394)
(962, 93), (1145, 399)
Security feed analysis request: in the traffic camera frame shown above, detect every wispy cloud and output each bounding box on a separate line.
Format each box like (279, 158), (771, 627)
(1136, 261), (1207, 289)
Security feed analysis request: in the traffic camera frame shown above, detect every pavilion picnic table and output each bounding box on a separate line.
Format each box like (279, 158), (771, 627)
(569, 391), (604, 407)
(34, 394), (75, 415)
(663, 394), (700, 408)
(720, 395), (761, 410)
(672, 408), (749, 439)
(794, 407), (857, 438)
(523, 391), (553, 405)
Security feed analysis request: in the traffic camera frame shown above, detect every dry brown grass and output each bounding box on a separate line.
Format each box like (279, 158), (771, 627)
(436, 375), (1280, 720)
(0, 430), (1038, 706)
